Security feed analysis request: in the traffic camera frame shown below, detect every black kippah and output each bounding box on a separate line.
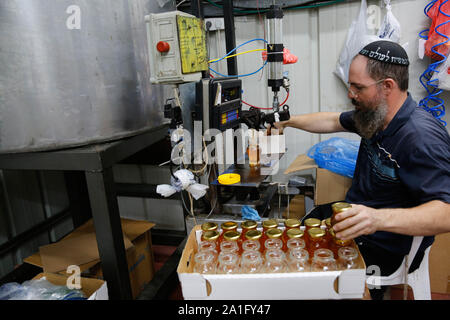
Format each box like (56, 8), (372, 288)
(359, 40), (409, 66)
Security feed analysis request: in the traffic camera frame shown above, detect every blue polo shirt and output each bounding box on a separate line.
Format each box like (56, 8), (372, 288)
(340, 93), (450, 255)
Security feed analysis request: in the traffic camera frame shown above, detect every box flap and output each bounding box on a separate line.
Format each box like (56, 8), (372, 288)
(315, 168), (352, 205)
(33, 272), (107, 299)
(284, 154), (318, 174)
(24, 218), (155, 269)
(39, 233), (133, 273)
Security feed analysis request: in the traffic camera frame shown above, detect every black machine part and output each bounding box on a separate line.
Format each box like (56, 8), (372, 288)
(240, 105), (290, 130)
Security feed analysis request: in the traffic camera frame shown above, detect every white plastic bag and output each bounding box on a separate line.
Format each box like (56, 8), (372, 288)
(334, 0), (380, 84)
(430, 55), (450, 90)
(377, 0), (401, 42)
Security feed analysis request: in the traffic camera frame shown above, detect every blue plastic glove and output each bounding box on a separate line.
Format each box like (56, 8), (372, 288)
(241, 205), (261, 221)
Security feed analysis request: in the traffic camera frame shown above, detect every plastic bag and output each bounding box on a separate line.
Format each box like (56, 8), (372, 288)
(334, 0), (379, 84)
(377, 0), (401, 42)
(307, 137), (360, 179)
(425, 0), (450, 61)
(0, 278), (86, 300)
(430, 52), (450, 90)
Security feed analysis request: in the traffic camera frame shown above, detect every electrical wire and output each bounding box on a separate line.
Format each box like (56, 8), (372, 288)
(241, 89), (290, 110)
(209, 60), (268, 78)
(208, 48), (266, 63)
(418, 0), (448, 126)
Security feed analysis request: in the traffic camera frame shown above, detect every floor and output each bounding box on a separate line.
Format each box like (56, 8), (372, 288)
(152, 244), (450, 301)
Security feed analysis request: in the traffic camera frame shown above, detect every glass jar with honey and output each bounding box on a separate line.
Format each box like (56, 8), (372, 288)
(282, 218), (301, 247)
(244, 229), (263, 253)
(304, 218), (321, 233)
(329, 228), (353, 258)
(284, 228), (305, 252)
(307, 227), (329, 257)
(261, 219), (278, 245)
(219, 221), (238, 242)
(330, 202), (352, 227)
(201, 222), (218, 240)
(240, 220), (258, 241)
(264, 228), (283, 253)
(222, 230), (242, 254)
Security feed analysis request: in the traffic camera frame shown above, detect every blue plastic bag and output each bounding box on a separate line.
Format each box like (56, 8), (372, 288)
(307, 137), (360, 178)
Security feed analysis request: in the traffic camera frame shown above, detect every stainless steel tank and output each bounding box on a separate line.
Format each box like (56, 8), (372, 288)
(0, 0), (175, 153)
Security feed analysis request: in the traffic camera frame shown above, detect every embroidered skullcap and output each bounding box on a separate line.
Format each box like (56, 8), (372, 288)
(359, 40), (409, 66)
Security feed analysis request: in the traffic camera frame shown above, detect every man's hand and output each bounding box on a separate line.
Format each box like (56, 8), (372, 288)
(332, 204), (382, 240)
(266, 120), (287, 135)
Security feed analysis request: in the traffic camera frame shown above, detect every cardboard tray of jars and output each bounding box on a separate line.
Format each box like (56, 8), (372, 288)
(177, 225), (367, 300)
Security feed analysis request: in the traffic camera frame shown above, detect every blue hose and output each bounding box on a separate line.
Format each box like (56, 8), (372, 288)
(419, 0), (449, 126)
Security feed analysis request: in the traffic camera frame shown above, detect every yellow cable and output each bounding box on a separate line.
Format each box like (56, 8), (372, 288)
(208, 48), (266, 63)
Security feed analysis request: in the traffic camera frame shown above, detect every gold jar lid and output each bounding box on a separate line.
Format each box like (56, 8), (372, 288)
(201, 222), (218, 232)
(324, 218), (332, 228)
(241, 220), (257, 230)
(266, 228), (282, 239)
(245, 229), (262, 240)
(223, 230), (240, 241)
(262, 219), (278, 229)
(331, 202), (352, 214)
(329, 228), (352, 246)
(284, 218), (300, 228)
(304, 218), (321, 228)
(286, 228), (304, 239)
(307, 227), (326, 239)
(203, 230), (220, 241)
(221, 221), (238, 231)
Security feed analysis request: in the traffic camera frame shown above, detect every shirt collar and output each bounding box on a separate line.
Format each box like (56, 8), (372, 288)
(374, 93), (415, 140)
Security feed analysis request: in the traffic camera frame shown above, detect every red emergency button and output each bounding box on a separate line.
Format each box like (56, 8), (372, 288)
(156, 41), (170, 53)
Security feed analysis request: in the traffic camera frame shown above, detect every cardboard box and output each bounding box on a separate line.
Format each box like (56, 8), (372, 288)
(177, 225), (366, 300)
(428, 232), (450, 294)
(33, 272), (108, 300)
(284, 154), (352, 205)
(24, 218), (156, 299)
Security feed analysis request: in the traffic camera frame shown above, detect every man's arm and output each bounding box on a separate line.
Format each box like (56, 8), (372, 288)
(271, 112), (348, 134)
(333, 200), (450, 240)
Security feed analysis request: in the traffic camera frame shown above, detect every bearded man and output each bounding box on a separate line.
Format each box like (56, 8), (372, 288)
(271, 40), (450, 299)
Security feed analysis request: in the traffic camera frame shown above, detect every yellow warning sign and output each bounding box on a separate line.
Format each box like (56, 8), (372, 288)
(177, 15), (208, 74)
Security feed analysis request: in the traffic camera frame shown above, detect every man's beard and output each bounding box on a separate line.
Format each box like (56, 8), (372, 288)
(352, 93), (388, 139)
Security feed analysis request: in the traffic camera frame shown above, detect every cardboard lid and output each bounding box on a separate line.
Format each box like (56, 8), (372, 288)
(23, 218), (155, 272)
(284, 154), (318, 174)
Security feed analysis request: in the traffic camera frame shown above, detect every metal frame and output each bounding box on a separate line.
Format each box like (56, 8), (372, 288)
(0, 124), (169, 300)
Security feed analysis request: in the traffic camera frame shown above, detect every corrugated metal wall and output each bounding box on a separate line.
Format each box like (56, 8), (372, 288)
(1, 0), (449, 279)
(207, 0), (450, 165)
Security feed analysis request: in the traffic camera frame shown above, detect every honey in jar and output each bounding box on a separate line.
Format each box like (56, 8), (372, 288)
(264, 228), (283, 254)
(322, 218), (333, 243)
(304, 218), (321, 234)
(307, 227), (328, 258)
(331, 202), (352, 227)
(244, 229), (263, 253)
(282, 218), (301, 247)
(261, 219), (278, 246)
(240, 220), (258, 241)
(201, 222), (219, 241)
(329, 228), (353, 259)
(219, 221), (238, 243)
(223, 230), (242, 254)
(285, 228), (306, 252)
